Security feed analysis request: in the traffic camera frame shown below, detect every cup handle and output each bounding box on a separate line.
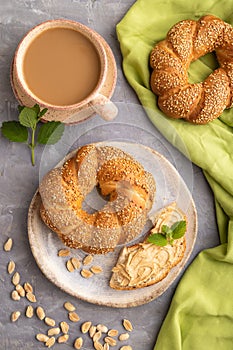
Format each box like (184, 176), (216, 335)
(89, 94), (118, 121)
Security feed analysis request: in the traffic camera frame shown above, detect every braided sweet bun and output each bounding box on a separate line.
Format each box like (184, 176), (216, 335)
(39, 144), (156, 254)
(150, 15), (233, 124)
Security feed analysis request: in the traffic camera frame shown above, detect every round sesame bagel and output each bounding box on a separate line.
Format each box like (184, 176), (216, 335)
(39, 144), (156, 254)
(150, 15), (233, 124)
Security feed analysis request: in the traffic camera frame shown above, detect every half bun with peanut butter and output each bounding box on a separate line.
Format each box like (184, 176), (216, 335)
(110, 203), (187, 290)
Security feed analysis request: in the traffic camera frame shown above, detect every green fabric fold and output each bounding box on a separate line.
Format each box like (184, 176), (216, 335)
(117, 0), (233, 349)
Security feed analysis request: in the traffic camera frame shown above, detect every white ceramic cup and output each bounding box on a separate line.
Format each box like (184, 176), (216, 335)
(11, 19), (118, 123)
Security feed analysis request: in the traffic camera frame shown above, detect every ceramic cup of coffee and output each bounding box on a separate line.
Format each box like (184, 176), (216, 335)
(11, 19), (118, 123)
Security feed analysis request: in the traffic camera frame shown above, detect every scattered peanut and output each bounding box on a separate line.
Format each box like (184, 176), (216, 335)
(12, 272), (20, 286)
(58, 249), (70, 257)
(11, 290), (20, 301)
(16, 284), (25, 297)
(36, 333), (49, 342)
(47, 327), (60, 336)
(11, 311), (21, 322)
(71, 257), (81, 270)
(97, 324), (108, 333)
(104, 336), (117, 346)
(119, 333), (130, 341)
(4, 237), (13, 251)
(36, 306), (45, 320)
(74, 337), (83, 349)
(90, 265), (103, 274)
(94, 341), (104, 350)
(68, 311), (80, 322)
(89, 325), (97, 338)
(45, 336), (56, 348)
(81, 321), (92, 334)
(82, 254), (93, 266)
(57, 334), (69, 343)
(26, 292), (37, 303)
(64, 301), (76, 311)
(93, 330), (102, 342)
(60, 321), (69, 334)
(45, 316), (56, 327)
(25, 305), (34, 318)
(80, 269), (93, 278)
(108, 329), (118, 337)
(24, 282), (33, 293)
(123, 319), (133, 332)
(7, 260), (15, 274)
(66, 259), (75, 272)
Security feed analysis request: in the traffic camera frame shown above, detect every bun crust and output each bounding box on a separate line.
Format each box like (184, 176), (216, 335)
(39, 144), (156, 254)
(150, 15), (233, 124)
(109, 203), (186, 290)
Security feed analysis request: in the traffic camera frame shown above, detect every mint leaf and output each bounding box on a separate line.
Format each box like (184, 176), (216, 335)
(2, 104), (64, 166)
(19, 107), (38, 129)
(1, 121), (28, 142)
(147, 233), (168, 246)
(18, 105), (25, 113)
(37, 121), (64, 145)
(31, 103), (40, 116)
(162, 225), (172, 235)
(149, 219), (187, 247)
(38, 108), (48, 118)
(172, 220), (186, 239)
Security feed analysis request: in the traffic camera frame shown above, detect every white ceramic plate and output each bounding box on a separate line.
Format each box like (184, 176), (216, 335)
(28, 141), (197, 307)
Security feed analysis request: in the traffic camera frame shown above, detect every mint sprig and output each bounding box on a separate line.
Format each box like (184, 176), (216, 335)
(147, 220), (186, 246)
(1, 104), (65, 166)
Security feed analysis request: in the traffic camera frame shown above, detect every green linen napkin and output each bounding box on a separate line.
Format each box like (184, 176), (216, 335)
(117, 1), (233, 349)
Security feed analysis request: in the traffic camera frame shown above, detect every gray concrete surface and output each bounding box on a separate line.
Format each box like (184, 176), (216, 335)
(0, 1), (219, 349)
